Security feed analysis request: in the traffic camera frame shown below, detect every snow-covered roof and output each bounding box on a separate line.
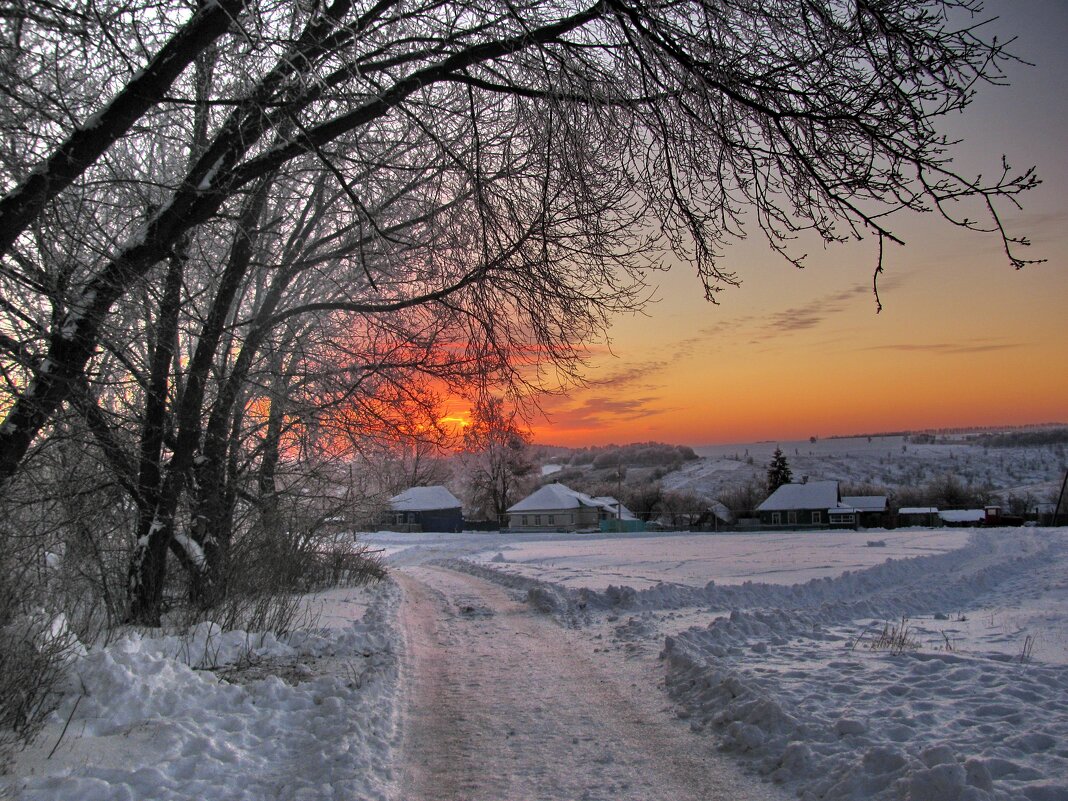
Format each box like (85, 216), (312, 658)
(939, 509), (986, 523)
(508, 483), (588, 512)
(756, 481), (840, 512)
(592, 496), (637, 520)
(841, 496), (888, 513)
(507, 484), (637, 519)
(707, 500), (732, 523)
(899, 507), (938, 515)
(389, 485), (462, 512)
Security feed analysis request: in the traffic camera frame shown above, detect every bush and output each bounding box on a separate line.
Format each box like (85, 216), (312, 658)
(0, 558), (83, 772)
(169, 530), (386, 637)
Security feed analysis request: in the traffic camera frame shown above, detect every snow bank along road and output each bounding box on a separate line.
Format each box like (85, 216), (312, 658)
(395, 564), (787, 801)
(438, 528), (1068, 801)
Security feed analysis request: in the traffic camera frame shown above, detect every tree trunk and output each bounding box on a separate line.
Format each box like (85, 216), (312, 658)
(127, 177), (271, 624)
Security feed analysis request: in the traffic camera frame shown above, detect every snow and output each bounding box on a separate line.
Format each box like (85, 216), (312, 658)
(172, 531), (206, 570)
(3, 581), (403, 801)
(508, 482), (592, 511)
(5, 526), (1067, 801)
(465, 528), (972, 589)
(842, 495), (888, 512)
(940, 509), (987, 523)
(197, 156), (226, 191)
(387, 485), (461, 512)
(453, 527), (1068, 801)
(757, 481), (841, 511)
(673, 436), (1066, 506)
(508, 482), (638, 519)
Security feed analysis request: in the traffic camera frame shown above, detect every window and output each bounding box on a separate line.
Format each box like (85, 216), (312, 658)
(771, 512), (781, 525)
(548, 515), (554, 525)
(534, 515), (541, 525)
(788, 511), (798, 525)
(521, 515), (528, 526)
(812, 511), (822, 524)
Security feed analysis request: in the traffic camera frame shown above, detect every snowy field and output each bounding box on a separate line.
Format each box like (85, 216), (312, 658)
(673, 435), (1067, 503)
(4, 526), (1066, 801)
(465, 529), (971, 589)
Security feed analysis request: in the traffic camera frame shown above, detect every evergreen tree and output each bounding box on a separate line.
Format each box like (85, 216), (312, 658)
(767, 447), (793, 492)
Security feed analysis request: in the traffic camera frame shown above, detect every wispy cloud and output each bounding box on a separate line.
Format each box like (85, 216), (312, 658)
(556, 395), (666, 428)
(754, 282), (883, 339)
(587, 360), (668, 392)
(863, 341), (1024, 355)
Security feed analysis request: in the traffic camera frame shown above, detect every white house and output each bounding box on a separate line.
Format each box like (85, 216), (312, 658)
(507, 483), (636, 531)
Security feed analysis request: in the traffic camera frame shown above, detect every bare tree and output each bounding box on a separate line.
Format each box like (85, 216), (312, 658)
(459, 397), (538, 523)
(0, 1), (1045, 625)
(0, 0), (1041, 489)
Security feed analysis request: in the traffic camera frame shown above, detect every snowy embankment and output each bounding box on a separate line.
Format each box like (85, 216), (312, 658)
(3, 580), (403, 801)
(462, 529), (1068, 801)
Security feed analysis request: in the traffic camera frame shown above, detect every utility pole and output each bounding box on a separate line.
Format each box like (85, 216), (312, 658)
(1054, 468), (1068, 526)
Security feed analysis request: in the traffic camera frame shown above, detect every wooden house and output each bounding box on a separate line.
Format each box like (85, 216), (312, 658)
(387, 486), (464, 532)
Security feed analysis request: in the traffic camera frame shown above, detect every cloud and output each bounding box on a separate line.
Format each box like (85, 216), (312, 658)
(588, 360), (668, 392)
(755, 283), (878, 338)
(541, 393), (671, 432)
(863, 341), (1024, 355)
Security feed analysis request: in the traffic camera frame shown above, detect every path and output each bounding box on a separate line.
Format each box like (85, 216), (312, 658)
(396, 564), (788, 801)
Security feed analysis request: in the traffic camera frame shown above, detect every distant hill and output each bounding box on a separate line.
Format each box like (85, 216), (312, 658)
(546, 441), (699, 470)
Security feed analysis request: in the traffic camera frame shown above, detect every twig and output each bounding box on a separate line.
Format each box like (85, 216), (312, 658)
(47, 694), (83, 760)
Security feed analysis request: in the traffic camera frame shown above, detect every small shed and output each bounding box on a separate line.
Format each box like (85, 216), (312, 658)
(387, 486), (464, 532)
(897, 507), (940, 527)
(841, 495), (890, 528)
(939, 509), (986, 527)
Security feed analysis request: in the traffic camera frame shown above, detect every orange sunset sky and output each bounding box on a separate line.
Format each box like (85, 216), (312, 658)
(490, 0), (1068, 448)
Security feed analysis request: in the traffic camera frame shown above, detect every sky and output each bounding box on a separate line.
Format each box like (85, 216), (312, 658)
(520, 0), (1068, 448)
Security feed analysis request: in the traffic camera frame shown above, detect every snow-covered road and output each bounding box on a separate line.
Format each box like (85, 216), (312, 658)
(395, 564), (788, 801)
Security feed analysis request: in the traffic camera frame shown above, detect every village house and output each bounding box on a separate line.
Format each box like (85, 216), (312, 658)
(755, 481), (890, 529)
(386, 486), (464, 532)
(756, 480), (841, 527)
(507, 483), (637, 532)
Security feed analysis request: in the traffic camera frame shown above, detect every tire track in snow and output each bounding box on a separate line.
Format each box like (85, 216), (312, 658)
(395, 565), (787, 801)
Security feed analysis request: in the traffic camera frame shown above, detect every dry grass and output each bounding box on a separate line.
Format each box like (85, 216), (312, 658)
(866, 617), (920, 654)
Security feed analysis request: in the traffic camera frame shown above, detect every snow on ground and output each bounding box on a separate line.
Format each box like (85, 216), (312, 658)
(2, 580), (403, 801)
(4, 526), (1066, 801)
(466, 529), (971, 589)
(453, 527), (1068, 801)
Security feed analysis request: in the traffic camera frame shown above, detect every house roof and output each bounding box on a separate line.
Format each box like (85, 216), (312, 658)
(842, 495), (888, 513)
(389, 485), (462, 512)
(899, 507), (938, 515)
(508, 483), (589, 512)
(592, 496), (637, 520)
(756, 481), (840, 512)
(507, 483), (637, 520)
